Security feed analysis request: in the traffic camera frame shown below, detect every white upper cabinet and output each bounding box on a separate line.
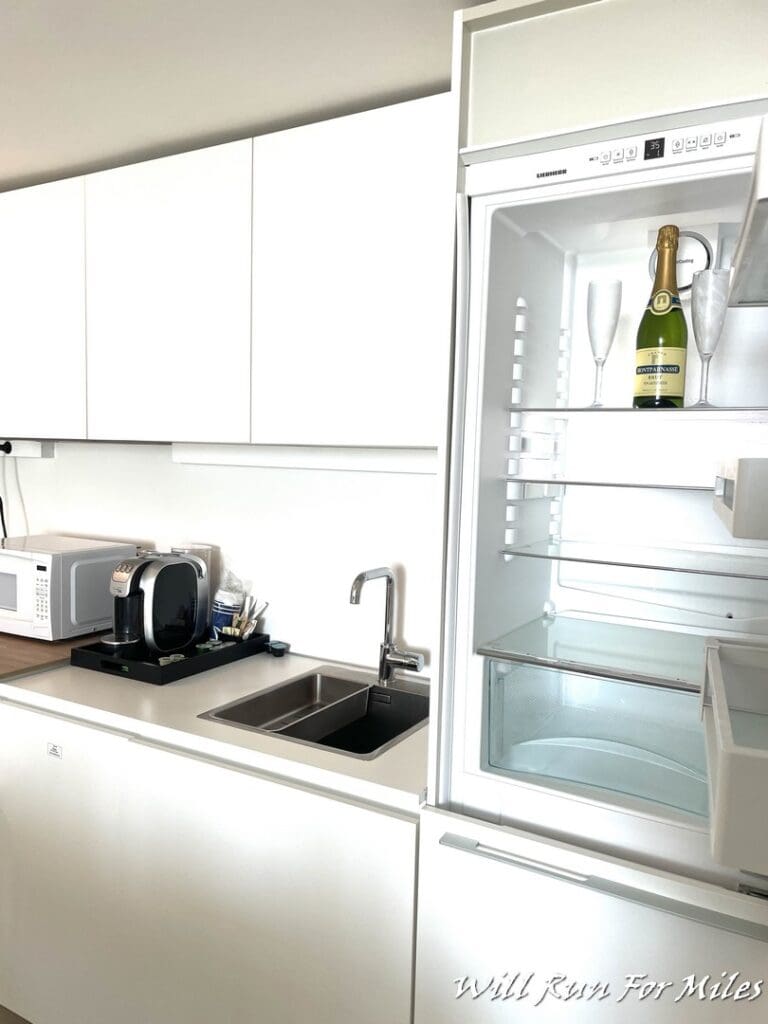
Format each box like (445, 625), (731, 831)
(0, 177), (86, 439)
(85, 141), (252, 442)
(463, 0), (768, 151)
(251, 93), (456, 447)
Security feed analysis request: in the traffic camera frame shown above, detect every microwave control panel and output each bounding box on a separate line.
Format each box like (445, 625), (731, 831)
(34, 562), (51, 623)
(464, 115), (763, 196)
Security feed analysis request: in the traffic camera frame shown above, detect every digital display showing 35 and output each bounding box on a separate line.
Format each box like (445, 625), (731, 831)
(644, 137), (665, 160)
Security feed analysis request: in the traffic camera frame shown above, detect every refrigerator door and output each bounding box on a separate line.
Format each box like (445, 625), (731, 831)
(730, 116), (768, 307)
(415, 807), (768, 1023)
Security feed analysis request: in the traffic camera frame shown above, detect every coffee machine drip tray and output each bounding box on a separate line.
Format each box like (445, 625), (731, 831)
(71, 632), (270, 685)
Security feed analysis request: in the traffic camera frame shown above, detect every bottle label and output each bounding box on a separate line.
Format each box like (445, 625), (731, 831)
(634, 347), (687, 398)
(647, 289), (682, 315)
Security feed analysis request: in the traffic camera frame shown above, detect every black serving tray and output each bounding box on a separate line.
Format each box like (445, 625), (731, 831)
(71, 632), (271, 685)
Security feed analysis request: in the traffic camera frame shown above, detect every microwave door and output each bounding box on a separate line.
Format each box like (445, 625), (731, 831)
(0, 569), (19, 615)
(0, 552), (39, 637)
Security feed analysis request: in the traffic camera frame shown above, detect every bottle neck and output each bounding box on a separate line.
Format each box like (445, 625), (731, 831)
(653, 247), (679, 296)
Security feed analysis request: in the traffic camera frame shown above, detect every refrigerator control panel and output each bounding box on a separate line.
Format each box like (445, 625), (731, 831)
(464, 116), (762, 197)
(590, 120), (755, 168)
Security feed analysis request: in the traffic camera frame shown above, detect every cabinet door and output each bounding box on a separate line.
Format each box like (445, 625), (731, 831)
(463, 0), (768, 151)
(251, 94), (456, 447)
(0, 706), (417, 1024)
(0, 178), (86, 439)
(415, 809), (768, 1023)
(0, 702), (136, 1024)
(115, 738), (417, 1024)
(85, 141), (252, 442)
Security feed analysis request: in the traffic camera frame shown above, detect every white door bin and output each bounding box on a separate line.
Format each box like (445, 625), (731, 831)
(703, 640), (768, 875)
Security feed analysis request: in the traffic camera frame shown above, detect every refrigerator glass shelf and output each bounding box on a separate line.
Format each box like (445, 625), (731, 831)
(507, 477), (713, 492)
(481, 615), (709, 689)
(511, 407), (768, 419)
(501, 539), (768, 581)
(487, 660), (708, 818)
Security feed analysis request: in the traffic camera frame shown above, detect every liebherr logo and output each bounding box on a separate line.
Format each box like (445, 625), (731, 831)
(536, 168), (567, 178)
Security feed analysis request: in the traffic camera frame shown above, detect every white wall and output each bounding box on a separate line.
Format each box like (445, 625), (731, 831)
(0, 0), (467, 190)
(4, 444), (440, 670)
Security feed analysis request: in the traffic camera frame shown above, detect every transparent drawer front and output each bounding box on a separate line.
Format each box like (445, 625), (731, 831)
(703, 641), (768, 875)
(487, 660), (707, 817)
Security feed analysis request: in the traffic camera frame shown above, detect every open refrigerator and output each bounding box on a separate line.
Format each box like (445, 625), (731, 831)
(417, 98), (768, 1022)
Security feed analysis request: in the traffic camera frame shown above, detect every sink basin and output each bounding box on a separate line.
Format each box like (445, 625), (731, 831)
(202, 673), (370, 732)
(201, 672), (429, 759)
(304, 685), (429, 758)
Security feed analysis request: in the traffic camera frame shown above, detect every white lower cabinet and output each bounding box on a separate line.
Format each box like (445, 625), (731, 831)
(0, 703), (137, 1023)
(0, 702), (417, 1024)
(414, 808), (768, 1023)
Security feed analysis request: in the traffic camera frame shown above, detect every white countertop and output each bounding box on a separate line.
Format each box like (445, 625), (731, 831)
(0, 651), (429, 814)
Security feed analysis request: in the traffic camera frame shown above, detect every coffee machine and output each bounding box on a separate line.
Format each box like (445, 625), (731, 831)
(103, 553), (209, 654)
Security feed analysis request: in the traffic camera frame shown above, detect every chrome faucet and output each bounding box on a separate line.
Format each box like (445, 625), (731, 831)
(350, 567), (425, 686)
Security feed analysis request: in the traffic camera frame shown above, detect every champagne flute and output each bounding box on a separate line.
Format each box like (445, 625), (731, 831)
(587, 280), (622, 408)
(690, 269), (730, 408)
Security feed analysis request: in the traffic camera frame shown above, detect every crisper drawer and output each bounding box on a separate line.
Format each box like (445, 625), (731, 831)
(703, 641), (768, 875)
(487, 660), (708, 818)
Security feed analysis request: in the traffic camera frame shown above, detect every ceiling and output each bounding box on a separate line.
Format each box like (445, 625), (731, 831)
(0, 0), (486, 190)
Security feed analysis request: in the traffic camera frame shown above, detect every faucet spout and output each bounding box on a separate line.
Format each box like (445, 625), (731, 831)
(349, 568), (386, 605)
(349, 567), (423, 686)
(349, 567), (395, 647)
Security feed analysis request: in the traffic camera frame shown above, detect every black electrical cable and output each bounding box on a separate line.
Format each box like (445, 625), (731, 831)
(0, 441), (12, 537)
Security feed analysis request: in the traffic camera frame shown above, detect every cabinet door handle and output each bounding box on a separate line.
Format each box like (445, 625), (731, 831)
(439, 832), (768, 943)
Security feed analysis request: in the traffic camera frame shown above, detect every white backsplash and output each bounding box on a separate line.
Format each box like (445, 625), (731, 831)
(6, 443), (440, 669)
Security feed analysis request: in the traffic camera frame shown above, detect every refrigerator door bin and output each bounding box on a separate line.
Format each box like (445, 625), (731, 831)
(703, 640), (768, 875)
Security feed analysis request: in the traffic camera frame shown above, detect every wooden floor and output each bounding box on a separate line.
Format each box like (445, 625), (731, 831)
(0, 1006), (29, 1023)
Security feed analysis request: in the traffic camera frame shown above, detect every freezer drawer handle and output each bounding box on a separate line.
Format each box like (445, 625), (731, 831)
(440, 832), (589, 882)
(439, 833), (768, 944)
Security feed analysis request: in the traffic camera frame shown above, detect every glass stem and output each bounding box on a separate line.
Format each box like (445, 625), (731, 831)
(699, 355), (712, 404)
(592, 360), (605, 406)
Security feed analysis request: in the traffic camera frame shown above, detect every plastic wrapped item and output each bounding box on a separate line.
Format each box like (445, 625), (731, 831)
(211, 567), (245, 637)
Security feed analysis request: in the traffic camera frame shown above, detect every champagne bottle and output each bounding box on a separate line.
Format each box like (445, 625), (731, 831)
(633, 224), (688, 408)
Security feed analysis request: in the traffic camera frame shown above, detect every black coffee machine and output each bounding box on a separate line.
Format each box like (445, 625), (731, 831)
(103, 553), (209, 654)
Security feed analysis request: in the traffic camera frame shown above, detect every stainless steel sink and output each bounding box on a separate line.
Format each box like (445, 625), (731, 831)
(201, 672), (429, 759)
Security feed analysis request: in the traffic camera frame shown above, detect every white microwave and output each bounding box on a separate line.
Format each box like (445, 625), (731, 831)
(0, 535), (137, 641)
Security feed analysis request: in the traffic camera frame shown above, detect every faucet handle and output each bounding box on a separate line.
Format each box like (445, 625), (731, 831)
(384, 647), (425, 674)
